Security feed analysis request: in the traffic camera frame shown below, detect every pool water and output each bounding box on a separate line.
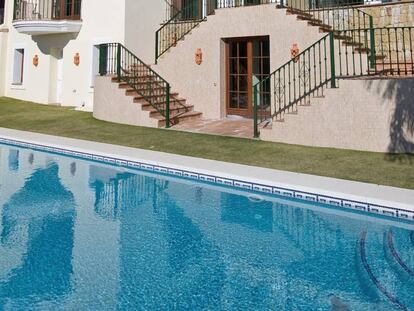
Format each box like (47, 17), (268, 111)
(0, 144), (413, 310)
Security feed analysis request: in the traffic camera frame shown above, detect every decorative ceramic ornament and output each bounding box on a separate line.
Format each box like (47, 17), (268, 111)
(33, 55), (39, 67)
(74, 53), (80, 66)
(195, 48), (203, 65)
(291, 43), (300, 63)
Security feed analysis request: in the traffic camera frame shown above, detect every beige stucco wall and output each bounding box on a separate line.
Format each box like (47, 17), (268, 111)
(153, 5), (325, 120)
(360, 1), (414, 27)
(260, 77), (414, 153)
(124, 0), (165, 64)
(93, 76), (159, 128)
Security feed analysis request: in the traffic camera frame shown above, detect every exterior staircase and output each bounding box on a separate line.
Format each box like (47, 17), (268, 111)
(98, 43), (201, 128)
(253, 1), (414, 137)
(114, 77), (201, 128)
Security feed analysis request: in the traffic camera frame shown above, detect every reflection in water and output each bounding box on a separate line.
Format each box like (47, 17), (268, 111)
(0, 145), (413, 310)
(8, 149), (19, 172)
(0, 163), (75, 307)
(221, 194), (273, 232)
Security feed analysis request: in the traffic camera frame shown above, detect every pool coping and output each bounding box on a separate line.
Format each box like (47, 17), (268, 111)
(1, 127), (413, 222)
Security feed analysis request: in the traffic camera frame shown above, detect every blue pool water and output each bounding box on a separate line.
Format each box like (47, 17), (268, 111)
(0, 144), (413, 310)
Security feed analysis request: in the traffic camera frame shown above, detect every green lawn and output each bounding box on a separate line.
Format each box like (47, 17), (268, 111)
(0, 97), (413, 189)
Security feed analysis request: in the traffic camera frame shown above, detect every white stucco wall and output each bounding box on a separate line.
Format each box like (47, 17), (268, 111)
(0, 29), (8, 97)
(124, 0), (165, 64)
(153, 5), (324, 120)
(0, 0), (9, 97)
(2, 0), (127, 109)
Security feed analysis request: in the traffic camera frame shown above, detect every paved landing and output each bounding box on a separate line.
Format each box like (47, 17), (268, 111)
(172, 118), (253, 138)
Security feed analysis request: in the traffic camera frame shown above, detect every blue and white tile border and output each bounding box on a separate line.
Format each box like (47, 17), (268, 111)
(1, 136), (414, 222)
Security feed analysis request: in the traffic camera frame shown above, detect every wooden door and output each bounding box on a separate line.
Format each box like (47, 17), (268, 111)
(226, 37), (270, 117)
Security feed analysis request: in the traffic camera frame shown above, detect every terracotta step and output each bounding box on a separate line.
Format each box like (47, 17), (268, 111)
(132, 92), (179, 102)
(319, 24), (332, 32)
(111, 76), (160, 84)
(140, 98), (187, 108)
(307, 18), (322, 24)
(140, 100), (187, 112)
(287, 8), (313, 18)
(128, 64), (151, 69)
(149, 105), (194, 118)
(343, 41), (364, 47)
(333, 33), (352, 41)
(354, 47), (370, 53)
(158, 111), (203, 127)
(369, 63), (414, 76)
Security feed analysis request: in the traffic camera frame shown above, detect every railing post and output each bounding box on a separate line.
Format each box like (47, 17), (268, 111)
(13, 0), (17, 20)
(253, 84), (259, 138)
(116, 43), (121, 82)
(165, 83), (171, 128)
(99, 44), (107, 76)
(155, 31), (159, 64)
(369, 16), (376, 69)
(329, 32), (337, 88)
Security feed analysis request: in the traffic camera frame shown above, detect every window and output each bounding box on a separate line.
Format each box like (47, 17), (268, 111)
(90, 45), (100, 87)
(0, 0), (4, 25)
(12, 49), (25, 85)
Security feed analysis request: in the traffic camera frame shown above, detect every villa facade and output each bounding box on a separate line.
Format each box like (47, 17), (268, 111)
(0, 0), (413, 153)
(0, 0), (164, 109)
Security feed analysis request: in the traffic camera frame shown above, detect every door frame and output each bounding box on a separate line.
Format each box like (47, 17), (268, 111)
(224, 36), (269, 118)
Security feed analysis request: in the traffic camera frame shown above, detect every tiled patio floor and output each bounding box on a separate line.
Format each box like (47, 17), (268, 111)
(173, 118), (253, 138)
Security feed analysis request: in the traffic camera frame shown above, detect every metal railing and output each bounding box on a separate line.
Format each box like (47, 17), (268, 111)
(156, 1), (205, 62)
(13, 0), (81, 21)
(253, 34), (333, 136)
(369, 27), (414, 76)
(253, 26), (414, 137)
(215, 0), (280, 9)
(156, 0), (282, 61)
(0, 8), (4, 24)
(99, 43), (190, 128)
(286, 0), (371, 32)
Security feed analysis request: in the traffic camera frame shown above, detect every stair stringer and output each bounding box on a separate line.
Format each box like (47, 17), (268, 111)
(153, 4), (326, 120)
(260, 76), (414, 153)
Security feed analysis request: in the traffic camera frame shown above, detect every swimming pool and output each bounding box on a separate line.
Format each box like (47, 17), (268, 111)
(0, 143), (413, 310)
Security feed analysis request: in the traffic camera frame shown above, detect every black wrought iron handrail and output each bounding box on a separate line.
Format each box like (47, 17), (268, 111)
(13, 0), (81, 21)
(99, 43), (182, 128)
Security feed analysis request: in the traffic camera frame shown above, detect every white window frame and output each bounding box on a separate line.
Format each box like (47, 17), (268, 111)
(90, 38), (112, 89)
(12, 48), (25, 86)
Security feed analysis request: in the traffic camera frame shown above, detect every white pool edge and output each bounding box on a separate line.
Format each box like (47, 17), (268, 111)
(1, 127), (413, 222)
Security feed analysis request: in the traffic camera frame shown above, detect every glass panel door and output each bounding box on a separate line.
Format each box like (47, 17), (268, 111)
(226, 37), (270, 118)
(252, 39), (271, 119)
